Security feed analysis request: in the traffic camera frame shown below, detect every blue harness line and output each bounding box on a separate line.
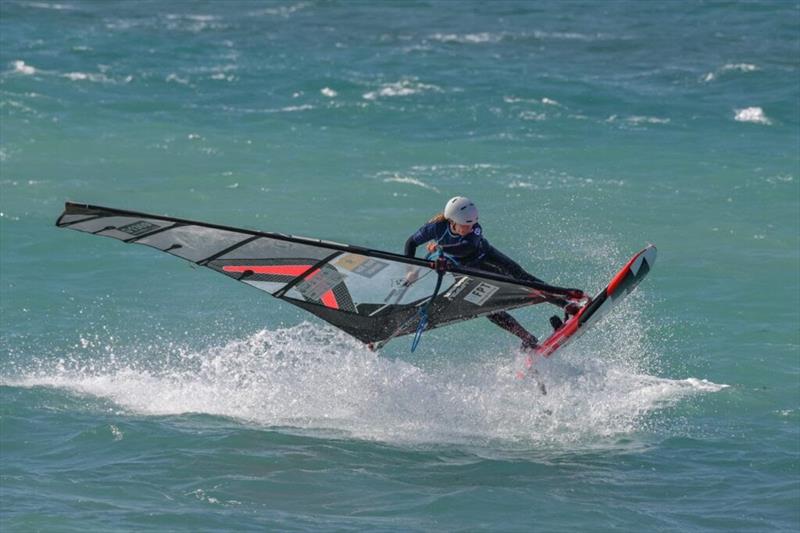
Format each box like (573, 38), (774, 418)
(409, 310), (429, 352)
(410, 251), (454, 352)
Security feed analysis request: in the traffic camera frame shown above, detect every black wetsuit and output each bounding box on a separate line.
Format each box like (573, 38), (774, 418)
(404, 220), (544, 346)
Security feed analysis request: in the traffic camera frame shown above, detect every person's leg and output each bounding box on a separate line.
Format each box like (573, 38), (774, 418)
(487, 311), (538, 349)
(481, 246), (571, 309)
(480, 246), (543, 283)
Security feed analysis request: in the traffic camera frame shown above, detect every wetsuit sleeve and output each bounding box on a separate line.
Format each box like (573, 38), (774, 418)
(404, 235), (418, 257)
(404, 222), (437, 258)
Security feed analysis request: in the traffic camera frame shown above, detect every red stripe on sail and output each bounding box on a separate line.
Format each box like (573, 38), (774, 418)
(223, 266), (340, 309)
(222, 264), (311, 277)
(320, 290), (339, 309)
(304, 270), (340, 309)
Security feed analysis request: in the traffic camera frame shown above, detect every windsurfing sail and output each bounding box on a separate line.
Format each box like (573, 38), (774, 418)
(56, 202), (584, 348)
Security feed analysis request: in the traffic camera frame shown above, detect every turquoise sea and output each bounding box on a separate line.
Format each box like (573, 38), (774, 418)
(1, 1), (799, 531)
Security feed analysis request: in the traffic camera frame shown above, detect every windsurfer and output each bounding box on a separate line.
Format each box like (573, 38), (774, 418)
(404, 196), (582, 351)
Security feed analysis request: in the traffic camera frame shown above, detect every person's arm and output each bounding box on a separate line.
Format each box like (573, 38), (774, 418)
(404, 235), (419, 258)
(404, 223), (436, 258)
(403, 223), (436, 284)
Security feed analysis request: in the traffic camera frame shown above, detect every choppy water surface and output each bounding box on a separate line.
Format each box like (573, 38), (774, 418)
(1, 1), (798, 531)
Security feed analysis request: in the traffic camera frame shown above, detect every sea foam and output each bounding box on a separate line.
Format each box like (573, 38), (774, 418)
(4, 318), (727, 449)
(734, 107), (772, 125)
(363, 79), (443, 100)
(12, 60), (36, 75)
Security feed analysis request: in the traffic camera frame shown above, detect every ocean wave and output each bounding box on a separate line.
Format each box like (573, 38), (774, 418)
(246, 2), (311, 18)
(606, 115), (670, 126)
(428, 30), (606, 45)
(626, 116), (670, 125)
(519, 111), (547, 121)
(381, 175), (441, 193)
(504, 96), (562, 107)
(702, 63), (759, 82)
(363, 79), (443, 100)
(217, 104), (316, 115)
(384, 163), (506, 189)
(0, 178), (47, 186)
(166, 73), (191, 85)
(531, 30), (601, 41)
(380, 163), (506, 188)
(210, 72), (236, 82)
(165, 14), (218, 22)
(429, 32), (503, 44)
(507, 173), (625, 191)
(163, 13), (227, 32)
(765, 175), (794, 185)
(64, 71), (132, 84)
(11, 60), (36, 75)
(410, 163), (501, 172)
(19, 1), (77, 10)
(273, 104), (314, 113)
(106, 13), (228, 33)
(7, 60), (135, 85)
(734, 107), (772, 125)
(0, 99), (39, 117)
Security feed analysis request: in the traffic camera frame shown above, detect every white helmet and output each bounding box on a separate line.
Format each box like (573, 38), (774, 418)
(444, 196), (479, 225)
